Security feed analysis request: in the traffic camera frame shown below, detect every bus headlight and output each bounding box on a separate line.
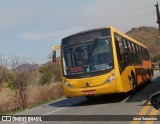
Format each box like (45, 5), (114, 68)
(105, 72), (116, 84)
(64, 82), (73, 88)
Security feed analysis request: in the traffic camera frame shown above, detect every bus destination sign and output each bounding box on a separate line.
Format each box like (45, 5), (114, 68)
(61, 28), (110, 47)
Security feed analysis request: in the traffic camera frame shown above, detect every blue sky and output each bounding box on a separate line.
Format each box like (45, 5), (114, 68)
(0, 0), (158, 64)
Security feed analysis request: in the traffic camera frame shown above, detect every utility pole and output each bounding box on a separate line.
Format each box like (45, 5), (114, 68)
(155, 2), (160, 31)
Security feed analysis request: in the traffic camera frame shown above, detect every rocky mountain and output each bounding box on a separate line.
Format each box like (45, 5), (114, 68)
(126, 26), (160, 57)
(15, 63), (38, 72)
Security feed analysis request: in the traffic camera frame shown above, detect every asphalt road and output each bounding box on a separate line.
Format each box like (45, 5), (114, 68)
(1, 71), (160, 124)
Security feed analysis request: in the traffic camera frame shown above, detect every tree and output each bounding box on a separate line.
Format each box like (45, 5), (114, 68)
(0, 54), (32, 108)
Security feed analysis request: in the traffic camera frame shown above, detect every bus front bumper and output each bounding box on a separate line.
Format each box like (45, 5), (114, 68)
(63, 83), (115, 98)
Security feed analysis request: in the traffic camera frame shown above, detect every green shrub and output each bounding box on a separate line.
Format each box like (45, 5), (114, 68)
(7, 82), (16, 90)
(39, 62), (60, 84)
(39, 66), (48, 73)
(40, 72), (53, 85)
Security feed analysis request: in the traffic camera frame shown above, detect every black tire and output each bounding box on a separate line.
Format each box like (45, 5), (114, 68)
(147, 79), (151, 83)
(147, 69), (153, 83)
(150, 68), (154, 78)
(130, 75), (137, 95)
(85, 96), (96, 101)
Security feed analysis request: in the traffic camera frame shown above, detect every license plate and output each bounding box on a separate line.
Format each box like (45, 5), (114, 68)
(83, 90), (94, 95)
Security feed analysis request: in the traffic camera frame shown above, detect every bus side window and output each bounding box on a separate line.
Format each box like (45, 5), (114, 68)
(119, 39), (125, 55)
(122, 39), (128, 50)
(135, 44), (140, 65)
(138, 46), (142, 64)
(143, 48), (147, 60)
(146, 50), (150, 60)
(114, 35), (122, 63)
(126, 40), (133, 65)
(135, 44), (141, 64)
(141, 47), (144, 60)
(145, 49), (149, 60)
(131, 42), (136, 65)
(122, 38), (131, 65)
(144, 49), (146, 60)
(114, 34), (127, 72)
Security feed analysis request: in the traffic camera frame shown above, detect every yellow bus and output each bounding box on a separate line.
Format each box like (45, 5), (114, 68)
(52, 27), (153, 98)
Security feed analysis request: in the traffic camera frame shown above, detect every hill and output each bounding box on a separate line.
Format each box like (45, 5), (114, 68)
(126, 26), (160, 57)
(15, 63), (38, 72)
(38, 60), (60, 85)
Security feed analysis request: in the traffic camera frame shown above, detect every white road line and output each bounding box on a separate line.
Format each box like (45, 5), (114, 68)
(20, 107), (67, 124)
(44, 107), (67, 115)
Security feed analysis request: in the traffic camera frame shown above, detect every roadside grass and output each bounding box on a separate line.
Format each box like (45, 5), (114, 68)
(0, 96), (64, 115)
(0, 82), (63, 115)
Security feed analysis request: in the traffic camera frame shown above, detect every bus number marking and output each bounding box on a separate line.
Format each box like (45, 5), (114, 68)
(69, 66), (84, 73)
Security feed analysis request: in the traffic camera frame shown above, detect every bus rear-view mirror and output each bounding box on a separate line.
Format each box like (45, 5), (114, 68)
(150, 91), (160, 110)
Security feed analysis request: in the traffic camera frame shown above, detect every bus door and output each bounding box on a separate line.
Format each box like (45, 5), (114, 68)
(114, 34), (132, 92)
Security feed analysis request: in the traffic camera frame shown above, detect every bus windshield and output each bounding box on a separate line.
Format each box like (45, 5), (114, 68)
(62, 38), (113, 76)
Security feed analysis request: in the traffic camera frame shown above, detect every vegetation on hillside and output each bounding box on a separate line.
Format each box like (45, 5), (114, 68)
(39, 61), (60, 85)
(0, 55), (62, 114)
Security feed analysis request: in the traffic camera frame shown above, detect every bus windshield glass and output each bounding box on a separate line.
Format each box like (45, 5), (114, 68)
(62, 38), (113, 76)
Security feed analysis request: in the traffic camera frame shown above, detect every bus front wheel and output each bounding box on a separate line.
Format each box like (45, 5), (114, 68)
(130, 75), (137, 94)
(85, 96), (96, 101)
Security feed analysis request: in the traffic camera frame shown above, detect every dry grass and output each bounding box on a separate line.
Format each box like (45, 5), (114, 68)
(27, 82), (63, 105)
(0, 82), (63, 114)
(0, 88), (21, 113)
